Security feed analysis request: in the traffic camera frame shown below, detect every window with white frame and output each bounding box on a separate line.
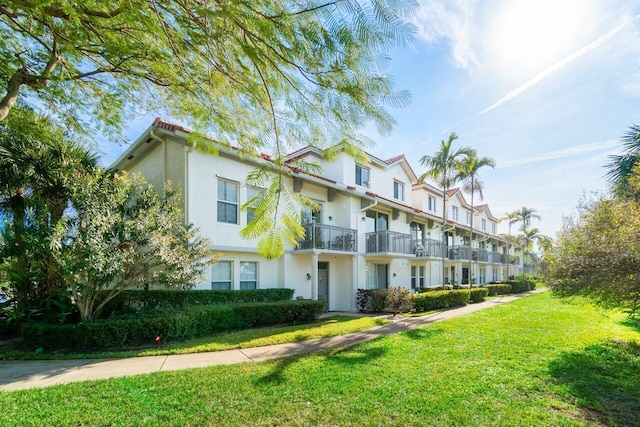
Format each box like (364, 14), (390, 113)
(466, 212), (472, 225)
(411, 265), (425, 289)
(211, 261), (232, 290)
(492, 222), (496, 234)
(355, 165), (370, 188)
(492, 268), (498, 282)
(481, 219), (487, 231)
(240, 261), (258, 290)
(428, 196), (436, 212)
(246, 186), (262, 224)
(217, 178), (238, 224)
(393, 181), (405, 201)
(452, 206), (459, 221)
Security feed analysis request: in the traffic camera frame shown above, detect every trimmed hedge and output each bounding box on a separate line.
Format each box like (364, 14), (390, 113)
(412, 290), (470, 312)
(486, 284), (512, 296)
(469, 287), (489, 303)
(19, 299), (324, 351)
(509, 279), (533, 293)
(103, 288), (294, 316)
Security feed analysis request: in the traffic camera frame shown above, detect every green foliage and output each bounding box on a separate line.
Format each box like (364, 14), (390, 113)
(52, 169), (214, 321)
(508, 278), (532, 294)
(103, 289), (294, 315)
(469, 287), (489, 303)
(355, 288), (388, 313)
(19, 300), (325, 351)
(606, 123), (640, 200)
(412, 290), (470, 312)
(486, 283), (512, 296)
(386, 286), (413, 315)
(549, 193), (640, 316)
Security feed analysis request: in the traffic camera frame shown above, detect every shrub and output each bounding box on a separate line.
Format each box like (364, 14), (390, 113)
(386, 286), (413, 315)
(509, 279), (532, 293)
(412, 290), (470, 312)
(356, 289), (369, 312)
(469, 287), (489, 303)
(103, 288), (294, 316)
(486, 284), (512, 296)
(356, 289), (388, 313)
(19, 300), (324, 351)
(369, 289), (388, 313)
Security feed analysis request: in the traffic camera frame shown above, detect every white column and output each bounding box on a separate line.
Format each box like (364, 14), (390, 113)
(311, 253), (318, 300)
(351, 255), (358, 311)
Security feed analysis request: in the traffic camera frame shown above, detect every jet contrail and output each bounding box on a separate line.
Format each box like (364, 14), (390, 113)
(480, 16), (638, 116)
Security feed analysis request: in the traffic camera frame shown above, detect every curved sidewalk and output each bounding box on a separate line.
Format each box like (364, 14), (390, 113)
(0, 288), (547, 391)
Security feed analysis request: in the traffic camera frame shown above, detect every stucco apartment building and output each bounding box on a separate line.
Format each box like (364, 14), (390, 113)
(112, 118), (523, 312)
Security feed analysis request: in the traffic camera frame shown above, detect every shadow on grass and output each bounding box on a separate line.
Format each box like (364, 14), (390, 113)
(404, 327), (444, 342)
(620, 317), (640, 333)
(549, 339), (640, 426)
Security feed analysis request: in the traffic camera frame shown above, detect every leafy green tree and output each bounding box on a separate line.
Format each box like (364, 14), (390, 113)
(455, 149), (495, 283)
(0, 106), (97, 311)
(0, 1), (417, 259)
(52, 169), (213, 321)
(419, 132), (473, 285)
(548, 193), (640, 316)
(606, 123), (640, 200)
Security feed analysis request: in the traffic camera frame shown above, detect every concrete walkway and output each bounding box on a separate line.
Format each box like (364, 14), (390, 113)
(0, 288), (547, 391)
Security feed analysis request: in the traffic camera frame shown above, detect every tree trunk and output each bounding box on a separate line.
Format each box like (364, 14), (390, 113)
(0, 71), (25, 122)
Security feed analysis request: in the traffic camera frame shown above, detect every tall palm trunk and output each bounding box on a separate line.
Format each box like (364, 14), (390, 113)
(468, 176), (474, 285)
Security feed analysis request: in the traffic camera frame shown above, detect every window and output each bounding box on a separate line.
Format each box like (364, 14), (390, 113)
(355, 165), (370, 188)
(393, 181), (404, 201)
(217, 178), (238, 224)
(246, 186), (262, 224)
(452, 206), (459, 221)
(410, 265), (425, 289)
(301, 202), (322, 224)
(366, 263), (388, 289)
(240, 261), (258, 290)
(492, 268), (499, 282)
(428, 196), (436, 212)
(365, 210), (388, 232)
(466, 212), (472, 225)
(410, 222), (424, 241)
(481, 219), (487, 231)
(492, 223), (496, 234)
(211, 261), (232, 290)
(479, 267), (487, 285)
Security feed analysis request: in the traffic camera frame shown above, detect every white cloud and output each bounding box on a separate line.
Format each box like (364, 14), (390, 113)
(479, 16), (637, 115)
(412, 0), (479, 70)
(499, 140), (618, 168)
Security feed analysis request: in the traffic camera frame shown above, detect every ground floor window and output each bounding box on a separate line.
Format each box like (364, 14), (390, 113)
(211, 261), (232, 290)
(410, 265), (425, 289)
(240, 261), (258, 290)
(492, 268), (499, 282)
(366, 263), (388, 289)
(479, 267), (486, 285)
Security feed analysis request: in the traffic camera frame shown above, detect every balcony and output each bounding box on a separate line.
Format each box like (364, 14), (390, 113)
(413, 238), (444, 258)
(365, 230), (414, 255)
(296, 223), (357, 252)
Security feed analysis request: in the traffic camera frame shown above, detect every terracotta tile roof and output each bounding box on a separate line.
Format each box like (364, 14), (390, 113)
(445, 188), (459, 197)
(384, 154), (405, 165)
(153, 117), (192, 134)
(474, 204), (488, 212)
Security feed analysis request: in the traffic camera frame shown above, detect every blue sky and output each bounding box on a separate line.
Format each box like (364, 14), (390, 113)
(102, 0), (640, 238)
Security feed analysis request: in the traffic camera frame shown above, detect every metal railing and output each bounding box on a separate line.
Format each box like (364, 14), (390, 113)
(365, 230), (413, 254)
(413, 238), (444, 258)
(296, 223), (357, 252)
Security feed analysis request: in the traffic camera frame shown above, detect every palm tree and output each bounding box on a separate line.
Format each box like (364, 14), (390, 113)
(419, 132), (473, 286)
(606, 123), (640, 199)
(512, 206), (541, 233)
(500, 211), (519, 279)
(456, 149), (496, 285)
(519, 227), (542, 275)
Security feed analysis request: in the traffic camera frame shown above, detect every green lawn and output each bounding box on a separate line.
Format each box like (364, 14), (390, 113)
(0, 316), (389, 360)
(2, 292), (639, 426)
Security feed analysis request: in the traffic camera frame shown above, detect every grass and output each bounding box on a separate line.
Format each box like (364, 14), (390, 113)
(0, 316), (389, 360)
(1, 292), (639, 426)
